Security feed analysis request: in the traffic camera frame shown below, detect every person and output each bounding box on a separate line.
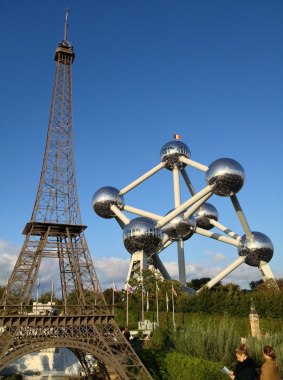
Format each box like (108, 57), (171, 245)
(229, 344), (258, 380)
(123, 326), (131, 341)
(260, 345), (281, 380)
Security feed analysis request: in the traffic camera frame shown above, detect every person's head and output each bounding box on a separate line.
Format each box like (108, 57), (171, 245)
(263, 345), (276, 360)
(235, 344), (249, 362)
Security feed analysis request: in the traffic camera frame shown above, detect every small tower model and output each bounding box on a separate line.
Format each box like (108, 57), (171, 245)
(0, 12), (151, 379)
(249, 298), (261, 338)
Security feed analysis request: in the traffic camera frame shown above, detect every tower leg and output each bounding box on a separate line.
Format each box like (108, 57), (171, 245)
(197, 257), (245, 292)
(151, 254), (171, 280)
(173, 167), (187, 286)
(126, 251), (147, 283)
(259, 261), (279, 290)
(177, 240), (186, 286)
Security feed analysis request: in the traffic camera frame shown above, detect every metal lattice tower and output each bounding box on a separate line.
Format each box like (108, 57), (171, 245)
(0, 12), (151, 380)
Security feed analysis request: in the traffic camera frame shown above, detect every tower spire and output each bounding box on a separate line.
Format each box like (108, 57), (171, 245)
(64, 9), (69, 42)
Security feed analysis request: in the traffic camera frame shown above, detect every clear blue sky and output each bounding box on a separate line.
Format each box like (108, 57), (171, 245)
(0, 0), (282, 291)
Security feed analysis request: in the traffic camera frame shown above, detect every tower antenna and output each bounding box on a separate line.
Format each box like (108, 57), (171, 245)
(64, 8), (69, 42)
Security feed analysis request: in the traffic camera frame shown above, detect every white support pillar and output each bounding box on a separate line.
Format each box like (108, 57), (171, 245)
(119, 162), (166, 195)
(157, 185), (214, 228)
(259, 261), (279, 290)
(172, 166), (186, 286)
(195, 227), (241, 247)
(158, 237), (174, 251)
(208, 218), (241, 241)
(151, 253), (171, 280)
(110, 205), (130, 225)
(177, 240), (186, 286)
(123, 204), (162, 220)
(183, 192), (213, 219)
(230, 195), (253, 240)
(179, 156), (209, 172)
(180, 169), (196, 196)
(197, 256), (246, 292)
(173, 166), (181, 207)
(126, 251), (148, 284)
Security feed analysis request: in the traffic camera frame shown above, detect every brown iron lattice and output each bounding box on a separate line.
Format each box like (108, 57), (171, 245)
(0, 12), (151, 380)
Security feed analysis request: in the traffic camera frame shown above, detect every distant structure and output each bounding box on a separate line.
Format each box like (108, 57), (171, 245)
(30, 301), (56, 316)
(0, 12), (151, 379)
(93, 137), (279, 291)
(249, 299), (261, 338)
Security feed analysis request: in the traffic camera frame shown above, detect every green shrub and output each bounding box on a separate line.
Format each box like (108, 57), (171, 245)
(138, 349), (165, 380)
(144, 328), (174, 350)
(161, 352), (227, 380)
(138, 350), (227, 380)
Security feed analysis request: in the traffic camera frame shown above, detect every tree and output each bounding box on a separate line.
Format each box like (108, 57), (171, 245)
(249, 279), (264, 290)
(103, 288), (123, 307)
(187, 278), (211, 290)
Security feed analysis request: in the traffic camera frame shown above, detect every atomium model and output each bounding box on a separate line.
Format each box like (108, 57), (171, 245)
(92, 137), (278, 291)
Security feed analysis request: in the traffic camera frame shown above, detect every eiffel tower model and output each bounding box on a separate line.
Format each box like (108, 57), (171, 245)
(0, 12), (151, 380)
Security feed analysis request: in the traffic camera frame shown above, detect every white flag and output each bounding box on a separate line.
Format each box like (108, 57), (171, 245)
(166, 292), (169, 312)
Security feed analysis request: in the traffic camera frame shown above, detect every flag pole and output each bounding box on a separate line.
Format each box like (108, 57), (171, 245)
(156, 281), (159, 326)
(166, 291), (169, 328)
(126, 282), (129, 326)
(112, 281), (115, 315)
(141, 273), (144, 322)
(172, 281), (176, 330)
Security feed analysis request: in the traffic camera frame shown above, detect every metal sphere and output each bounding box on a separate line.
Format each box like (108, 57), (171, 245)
(92, 186), (124, 219)
(123, 217), (164, 256)
(193, 203), (218, 230)
(162, 212), (195, 240)
(206, 158), (245, 197)
(238, 232), (273, 267)
(160, 140), (191, 171)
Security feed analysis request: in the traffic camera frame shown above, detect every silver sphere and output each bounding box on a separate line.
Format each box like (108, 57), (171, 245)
(206, 158), (245, 197)
(92, 186), (124, 219)
(238, 232), (273, 267)
(160, 140), (191, 171)
(123, 217), (164, 256)
(193, 203), (218, 230)
(162, 212), (195, 240)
